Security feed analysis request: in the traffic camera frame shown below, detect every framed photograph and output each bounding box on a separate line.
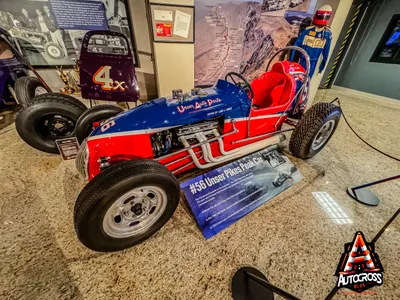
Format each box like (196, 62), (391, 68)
(149, 2), (195, 44)
(0, 0), (139, 67)
(370, 14), (400, 64)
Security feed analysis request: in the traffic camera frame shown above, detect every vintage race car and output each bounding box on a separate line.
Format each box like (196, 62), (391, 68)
(71, 44), (342, 252)
(0, 27), (48, 109)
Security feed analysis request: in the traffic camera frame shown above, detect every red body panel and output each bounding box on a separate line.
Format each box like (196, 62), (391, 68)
(86, 117), (284, 179)
(87, 133), (153, 180)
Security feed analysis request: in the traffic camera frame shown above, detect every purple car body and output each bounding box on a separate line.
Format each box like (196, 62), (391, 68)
(0, 28), (27, 109)
(79, 30), (139, 103)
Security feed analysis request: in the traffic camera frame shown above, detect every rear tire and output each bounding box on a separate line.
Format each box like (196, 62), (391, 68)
(14, 76), (47, 105)
(74, 159), (180, 252)
(15, 95), (86, 153)
(289, 102), (341, 159)
(75, 104), (124, 144)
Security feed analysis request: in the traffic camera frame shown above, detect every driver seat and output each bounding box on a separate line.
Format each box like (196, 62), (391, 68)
(250, 63), (295, 110)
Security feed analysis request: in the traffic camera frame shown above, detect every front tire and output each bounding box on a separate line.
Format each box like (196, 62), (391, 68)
(74, 159), (180, 252)
(75, 104), (124, 144)
(289, 102), (341, 159)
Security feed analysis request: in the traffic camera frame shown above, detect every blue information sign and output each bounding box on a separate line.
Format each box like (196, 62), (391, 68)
(50, 0), (108, 30)
(181, 147), (303, 239)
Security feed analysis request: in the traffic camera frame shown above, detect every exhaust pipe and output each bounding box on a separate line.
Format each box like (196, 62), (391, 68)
(195, 133), (237, 163)
(179, 136), (222, 169)
(212, 129), (239, 156)
(179, 133), (286, 169)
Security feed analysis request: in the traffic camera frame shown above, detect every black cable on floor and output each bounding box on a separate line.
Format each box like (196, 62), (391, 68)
(330, 97), (400, 163)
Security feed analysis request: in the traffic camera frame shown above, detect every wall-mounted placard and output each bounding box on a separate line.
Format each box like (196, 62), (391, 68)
(149, 2), (195, 43)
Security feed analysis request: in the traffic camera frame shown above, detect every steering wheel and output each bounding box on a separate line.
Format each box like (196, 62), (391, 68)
(224, 72), (254, 99)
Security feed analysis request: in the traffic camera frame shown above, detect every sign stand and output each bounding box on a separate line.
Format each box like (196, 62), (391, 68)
(232, 267), (300, 300)
(347, 174), (400, 206)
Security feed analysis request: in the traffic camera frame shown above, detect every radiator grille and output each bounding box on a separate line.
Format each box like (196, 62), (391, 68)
(75, 139), (89, 179)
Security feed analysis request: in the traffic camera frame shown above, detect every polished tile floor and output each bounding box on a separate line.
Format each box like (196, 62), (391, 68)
(0, 86), (399, 299)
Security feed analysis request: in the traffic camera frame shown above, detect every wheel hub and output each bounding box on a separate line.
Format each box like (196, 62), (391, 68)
(102, 186), (168, 238)
(131, 203), (143, 216)
(40, 114), (75, 138)
(34, 86), (47, 96)
(312, 119), (336, 151)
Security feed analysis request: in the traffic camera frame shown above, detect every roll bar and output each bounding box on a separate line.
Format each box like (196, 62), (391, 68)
(266, 46), (311, 77)
(245, 46), (311, 138)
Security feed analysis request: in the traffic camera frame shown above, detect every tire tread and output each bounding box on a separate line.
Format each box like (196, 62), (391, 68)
(289, 102), (341, 159)
(30, 93), (87, 110)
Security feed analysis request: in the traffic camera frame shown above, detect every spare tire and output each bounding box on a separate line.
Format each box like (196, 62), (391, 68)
(14, 76), (48, 105)
(75, 104), (124, 144)
(16, 94), (86, 153)
(33, 93), (87, 111)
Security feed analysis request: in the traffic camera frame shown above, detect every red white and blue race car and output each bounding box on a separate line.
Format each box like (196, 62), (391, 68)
(15, 31), (341, 252)
(73, 45), (341, 252)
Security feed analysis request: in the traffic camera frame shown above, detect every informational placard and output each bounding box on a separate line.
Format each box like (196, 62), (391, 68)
(49, 0), (108, 30)
(173, 10), (191, 38)
(55, 137), (80, 160)
(154, 9), (173, 21)
(150, 3), (195, 43)
(181, 146), (303, 239)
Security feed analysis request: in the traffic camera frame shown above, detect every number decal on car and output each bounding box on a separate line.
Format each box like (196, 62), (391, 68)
(93, 66), (126, 91)
(101, 120), (116, 132)
(93, 66), (113, 90)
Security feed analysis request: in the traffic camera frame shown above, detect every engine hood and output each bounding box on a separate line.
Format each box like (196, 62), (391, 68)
(89, 80), (250, 138)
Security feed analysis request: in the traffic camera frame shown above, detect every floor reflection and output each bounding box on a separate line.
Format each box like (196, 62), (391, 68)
(312, 191), (353, 224)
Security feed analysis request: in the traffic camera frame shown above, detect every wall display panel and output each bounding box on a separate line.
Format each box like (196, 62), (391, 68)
(370, 14), (400, 64)
(149, 3), (195, 43)
(0, 0), (139, 67)
(193, 0), (343, 87)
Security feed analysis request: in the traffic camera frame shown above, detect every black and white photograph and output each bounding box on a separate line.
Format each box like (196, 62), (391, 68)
(261, 0), (287, 13)
(0, 0), (137, 66)
(261, 148), (286, 168)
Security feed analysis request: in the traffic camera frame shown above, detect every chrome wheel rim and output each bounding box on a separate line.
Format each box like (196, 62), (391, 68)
(102, 186), (167, 238)
(312, 119), (336, 151)
(35, 86), (47, 96)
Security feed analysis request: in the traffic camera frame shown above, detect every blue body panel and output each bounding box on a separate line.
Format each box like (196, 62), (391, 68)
(91, 80), (251, 136)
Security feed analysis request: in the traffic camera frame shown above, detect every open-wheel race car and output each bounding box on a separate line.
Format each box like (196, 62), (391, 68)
(72, 45), (342, 252)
